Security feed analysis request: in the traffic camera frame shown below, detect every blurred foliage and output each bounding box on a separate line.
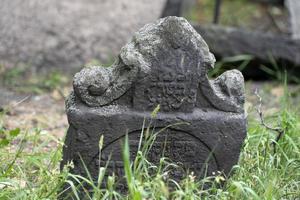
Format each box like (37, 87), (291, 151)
(209, 55), (253, 78)
(185, 0), (287, 33)
(186, 0), (258, 26)
(0, 65), (70, 94)
(260, 55), (300, 84)
(85, 57), (115, 68)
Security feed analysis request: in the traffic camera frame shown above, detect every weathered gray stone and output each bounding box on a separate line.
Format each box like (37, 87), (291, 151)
(0, 0), (166, 72)
(61, 16), (247, 195)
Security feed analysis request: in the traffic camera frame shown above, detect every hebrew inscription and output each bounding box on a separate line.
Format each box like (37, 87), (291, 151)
(100, 128), (218, 179)
(133, 40), (200, 113)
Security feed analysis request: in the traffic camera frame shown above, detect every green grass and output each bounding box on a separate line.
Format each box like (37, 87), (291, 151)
(0, 85), (299, 199)
(185, 0), (287, 32)
(185, 0), (259, 27)
(0, 66), (70, 94)
(0, 58), (115, 95)
(208, 54), (253, 78)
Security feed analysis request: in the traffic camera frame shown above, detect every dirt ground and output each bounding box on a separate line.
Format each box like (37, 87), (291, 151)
(1, 87), (69, 139)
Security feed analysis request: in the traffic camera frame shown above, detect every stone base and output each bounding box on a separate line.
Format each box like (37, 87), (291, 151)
(61, 93), (247, 186)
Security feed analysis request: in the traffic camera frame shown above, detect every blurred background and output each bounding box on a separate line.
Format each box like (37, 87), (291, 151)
(1, 1), (300, 199)
(0, 0), (299, 136)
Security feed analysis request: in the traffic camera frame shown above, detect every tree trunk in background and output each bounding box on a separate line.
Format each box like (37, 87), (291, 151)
(285, 0), (300, 40)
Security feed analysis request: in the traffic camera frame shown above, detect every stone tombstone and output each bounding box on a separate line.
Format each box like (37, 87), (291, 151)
(61, 16), (247, 192)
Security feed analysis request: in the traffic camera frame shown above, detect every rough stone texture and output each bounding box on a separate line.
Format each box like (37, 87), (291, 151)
(61, 17), (247, 196)
(0, 0), (166, 72)
(285, 0), (300, 40)
(193, 24), (300, 66)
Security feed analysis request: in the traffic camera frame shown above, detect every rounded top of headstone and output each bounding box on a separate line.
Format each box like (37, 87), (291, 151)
(118, 16), (216, 112)
(119, 16), (216, 75)
(72, 16), (244, 114)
